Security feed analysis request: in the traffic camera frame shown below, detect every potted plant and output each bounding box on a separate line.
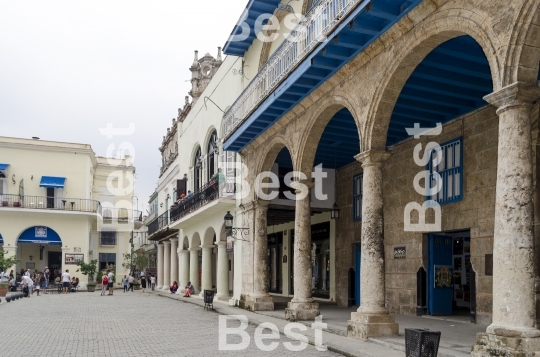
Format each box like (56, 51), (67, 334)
(76, 259), (98, 292)
(0, 248), (19, 297)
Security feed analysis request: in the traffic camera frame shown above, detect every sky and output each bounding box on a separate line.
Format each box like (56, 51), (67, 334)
(0, 0), (248, 214)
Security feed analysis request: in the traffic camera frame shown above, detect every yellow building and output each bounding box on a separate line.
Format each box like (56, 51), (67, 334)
(0, 136), (140, 288)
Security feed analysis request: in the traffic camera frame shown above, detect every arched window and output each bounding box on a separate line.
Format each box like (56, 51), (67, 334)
(194, 147), (202, 192)
(207, 131), (218, 181)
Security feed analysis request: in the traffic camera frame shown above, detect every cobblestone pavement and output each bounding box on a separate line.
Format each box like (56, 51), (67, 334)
(0, 291), (342, 357)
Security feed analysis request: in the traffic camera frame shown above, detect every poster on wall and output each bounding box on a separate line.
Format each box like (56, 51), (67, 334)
(65, 254), (84, 265)
(434, 265), (454, 288)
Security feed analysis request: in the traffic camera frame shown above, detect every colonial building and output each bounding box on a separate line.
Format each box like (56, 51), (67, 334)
(146, 48), (244, 302)
(0, 136), (140, 288)
(219, 0), (540, 355)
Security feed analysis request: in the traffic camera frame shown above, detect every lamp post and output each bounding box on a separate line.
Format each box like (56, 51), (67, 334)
(224, 211), (249, 240)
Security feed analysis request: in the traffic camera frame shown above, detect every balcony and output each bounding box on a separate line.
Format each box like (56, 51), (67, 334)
(0, 194), (101, 214)
(148, 210), (169, 237)
(223, 0), (421, 151)
(170, 179), (236, 223)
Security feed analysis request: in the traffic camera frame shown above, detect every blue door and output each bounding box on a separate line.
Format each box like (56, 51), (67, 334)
(355, 244), (361, 306)
(428, 235), (454, 315)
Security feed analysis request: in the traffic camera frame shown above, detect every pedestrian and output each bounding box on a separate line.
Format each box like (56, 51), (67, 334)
(128, 275), (134, 292)
(170, 281), (178, 294)
(101, 274), (108, 296)
(140, 275), (147, 293)
(183, 281), (194, 297)
(150, 275), (156, 291)
(122, 275), (128, 293)
(24, 269), (30, 277)
(107, 270), (114, 296)
(43, 267), (49, 294)
(61, 269), (70, 294)
(21, 275), (33, 297)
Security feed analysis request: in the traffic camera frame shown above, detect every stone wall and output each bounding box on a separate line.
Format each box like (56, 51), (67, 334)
(336, 106), (499, 324)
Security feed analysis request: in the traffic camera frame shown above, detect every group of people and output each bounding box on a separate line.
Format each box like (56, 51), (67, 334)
(0, 267), (78, 296)
(168, 281), (194, 297)
(100, 269), (115, 296)
(116, 272), (157, 293)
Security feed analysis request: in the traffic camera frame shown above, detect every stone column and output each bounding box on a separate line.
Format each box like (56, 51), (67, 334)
(179, 250), (190, 293)
(162, 241), (171, 290)
(285, 180), (319, 321)
(348, 150), (398, 341)
(189, 247), (200, 294)
(246, 200), (274, 311)
(239, 202), (256, 309)
(170, 238), (179, 285)
(199, 245), (214, 296)
(473, 82), (540, 356)
(156, 243), (164, 289)
(216, 240), (229, 300)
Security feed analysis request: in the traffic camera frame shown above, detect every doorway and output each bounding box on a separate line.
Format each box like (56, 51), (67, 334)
(428, 231), (473, 319)
(47, 251), (62, 282)
(354, 243), (361, 306)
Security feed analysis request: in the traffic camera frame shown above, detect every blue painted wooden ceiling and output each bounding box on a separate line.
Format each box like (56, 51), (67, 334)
(223, 0), (282, 57)
(224, 0), (423, 152)
(386, 35), (493, 146)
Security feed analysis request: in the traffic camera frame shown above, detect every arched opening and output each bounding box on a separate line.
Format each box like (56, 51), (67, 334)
(193, 147), (202, 193)
(373, 34), (496, 322)
(17, 226), (63, 283)
(207, 130), (218, 182)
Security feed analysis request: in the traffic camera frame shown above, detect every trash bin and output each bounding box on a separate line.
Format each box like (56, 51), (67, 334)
(204, 289), (215, 310)
(405, 328), (441, 357)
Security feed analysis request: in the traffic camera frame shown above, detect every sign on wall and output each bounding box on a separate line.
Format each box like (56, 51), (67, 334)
(65, 254), (84, 265)
(226, 235), (234, 253)
(393, 246), (406, 259)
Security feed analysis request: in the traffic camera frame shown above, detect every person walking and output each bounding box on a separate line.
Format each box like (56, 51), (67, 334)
(150, 275), (156, 291)
(128, 275), (134, 292)
(101, 274), (108, 296)
(140, 275), (147, 293)
(122, 275), (128, 293)
(107, 270), (114, 296)
(42, 267), (49, 294)
(61, 269), (70, 294)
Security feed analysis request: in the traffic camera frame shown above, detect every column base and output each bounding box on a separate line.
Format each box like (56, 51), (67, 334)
(472, 332), (540, 356)
(239, 294), (274, 311)
(215, 294), (231, 302)
(347, 312), (399, 341)
(285, 300), (320, 322)
(156, 285), (163, 290)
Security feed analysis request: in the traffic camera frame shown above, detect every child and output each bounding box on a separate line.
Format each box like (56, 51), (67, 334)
(122, 275), (128, 293)
(101, 274), (108, 296)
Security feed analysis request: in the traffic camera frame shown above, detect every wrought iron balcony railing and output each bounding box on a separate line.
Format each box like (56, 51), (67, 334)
(223, 0), (360, 139)
(148, 210), (169, 236)
(170, 179), (236, 223)
(0, 194), (101, 214)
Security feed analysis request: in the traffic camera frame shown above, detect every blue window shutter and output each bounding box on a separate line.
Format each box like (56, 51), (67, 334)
(426, 137), (463, 205)
(353, 173), (363, 221)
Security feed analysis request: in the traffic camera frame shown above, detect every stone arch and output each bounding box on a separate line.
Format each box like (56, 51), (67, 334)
(364, 10), (503, 151)
(258, 0), (313, 69)
(182, 236), (189, 250)
(190, 232), (201, 249)
(256, 135), (295, 177)
(296, 90), (361, 175)
(190, 143), (202, 167)
(202, 226), (216, 246)
(502, 1), (540, 85)
(202, 126), (218, 155)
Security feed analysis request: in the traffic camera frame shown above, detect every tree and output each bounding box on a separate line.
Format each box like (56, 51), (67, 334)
(0, 248), (20, 275)
(76, 259), (98, 284)
(122, 248), (149, 277)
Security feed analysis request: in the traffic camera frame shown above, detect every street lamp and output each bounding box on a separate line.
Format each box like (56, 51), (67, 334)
(331, 202), (340, 220)
(224, 211), (249, 241)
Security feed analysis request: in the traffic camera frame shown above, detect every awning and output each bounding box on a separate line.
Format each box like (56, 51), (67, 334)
(18, 226), (62, 245)
(0, 163), (9, 171)
(39, 176), (66, 188)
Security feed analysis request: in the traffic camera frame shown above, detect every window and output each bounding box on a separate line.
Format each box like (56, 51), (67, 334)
(100, 230), (117, 246)
(353, 174), (363, 221)
(99, 253), (116, 272)
(427, 137), (463, 204)
(207, 131), (218, 182)
(194, 147), (202, 192)
(0, 171), (6, 195)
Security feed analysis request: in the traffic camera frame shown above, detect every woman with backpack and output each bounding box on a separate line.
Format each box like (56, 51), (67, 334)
(101, 273), (109, 296)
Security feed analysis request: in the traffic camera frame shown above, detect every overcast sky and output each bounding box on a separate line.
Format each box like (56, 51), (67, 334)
(0, 0), (247, 213)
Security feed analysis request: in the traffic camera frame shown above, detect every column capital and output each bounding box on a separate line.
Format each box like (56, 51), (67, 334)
(201, 245), (214, 251)
(163, 241), (171, 246)
(169, 237), (179, 243)
(189, 247), (201, 252)
(2, 245), (17, 252)
(216, 240), (226, 247)
(484, 82), (540, 113)
(355, 150), (391, 168)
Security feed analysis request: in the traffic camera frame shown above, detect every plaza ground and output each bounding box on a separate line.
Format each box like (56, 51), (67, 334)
(0, 290), (341, 357)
